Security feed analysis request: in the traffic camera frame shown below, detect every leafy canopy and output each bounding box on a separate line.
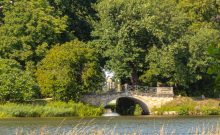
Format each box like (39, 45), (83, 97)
(0, 0), (67, 68)
(0, 59), (39, 102)
(141, 0), (220, 95)
(48, 0), (97, 41)
(208, 44), (220, 94)
(36, 40), (104, 101)
(93, 0), (189, 85)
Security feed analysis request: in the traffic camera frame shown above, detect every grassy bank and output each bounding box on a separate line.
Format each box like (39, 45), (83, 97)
(0, 101), (103, 118)
(152, 97), (220, 115)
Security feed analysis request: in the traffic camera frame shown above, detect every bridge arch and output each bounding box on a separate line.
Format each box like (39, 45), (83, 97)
(103, 95), (150, 115)
(99, 93), (150, 115)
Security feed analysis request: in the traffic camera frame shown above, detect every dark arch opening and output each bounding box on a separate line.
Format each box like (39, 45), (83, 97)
(116, 97), (149, 115)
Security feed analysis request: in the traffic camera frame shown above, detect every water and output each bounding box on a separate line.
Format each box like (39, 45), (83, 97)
(102, 112), (120, 116)
(0, 116), (219, 135)
(102, 109), (120, 116)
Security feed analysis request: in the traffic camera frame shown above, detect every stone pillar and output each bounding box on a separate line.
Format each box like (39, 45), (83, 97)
(124, 84), (128, 96)
(107, 77), (113, 90)
(117, 84), (121, 92)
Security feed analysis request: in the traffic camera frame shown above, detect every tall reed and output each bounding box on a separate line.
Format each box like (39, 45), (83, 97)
(152, 97), (220, 115)
(15, 122), (220, 135)
(0, 101), (103, 118)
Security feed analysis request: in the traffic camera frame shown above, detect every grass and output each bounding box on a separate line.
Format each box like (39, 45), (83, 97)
(152, 97), (220, 115)
(14, 121), (220, 135)
(0, 101), (103, 118)
(134, 104), (142, 115)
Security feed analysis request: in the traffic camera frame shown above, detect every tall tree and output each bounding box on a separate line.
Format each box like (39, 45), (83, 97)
(141, 0), (220, 95)
(0, 3), (3, 26)
(48, 0), (97, 41)
(36, 40), (104, 101)
(208, 44), (220, 96)
(0, 0), (67, 69)
(142, 28), (220, 94)
(93, 0), (189, 86)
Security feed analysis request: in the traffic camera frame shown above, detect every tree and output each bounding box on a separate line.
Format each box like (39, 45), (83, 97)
(142, 28), (220, 93)
(0, 59), (39, 102)
(141, 0), (220, 96)
(93, 0), (189, 86)
(208, 44), (220, 96)
(0, 1), (3, 26)
(0, 0), (67, 69)
(36, 40), (104, 101)
(48, 0), (98, 41)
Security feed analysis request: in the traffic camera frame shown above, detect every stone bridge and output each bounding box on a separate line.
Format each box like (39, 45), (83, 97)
(81, 87), (174, 115)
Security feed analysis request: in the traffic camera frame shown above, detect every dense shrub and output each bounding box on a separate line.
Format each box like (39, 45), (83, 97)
(0, 59), (39, 102)
(36, 40), (105, 101)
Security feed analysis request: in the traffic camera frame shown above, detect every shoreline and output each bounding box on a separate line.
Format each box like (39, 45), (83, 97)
(0, 101), (103, 118)
(151, 97), (220, 116)
(0, 97), (219, 118)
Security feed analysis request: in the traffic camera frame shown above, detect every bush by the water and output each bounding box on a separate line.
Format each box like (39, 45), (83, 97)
(153, 97), (220, 115)
(0, 101), (103, 117)
(36, 40), (104, 101)
(0, 59), (39, 102)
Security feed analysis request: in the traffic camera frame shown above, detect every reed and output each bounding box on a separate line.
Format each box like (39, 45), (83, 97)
(152, 97), (220, 115)
(0, 101), (103, 118)
(15, 122), (220, 135)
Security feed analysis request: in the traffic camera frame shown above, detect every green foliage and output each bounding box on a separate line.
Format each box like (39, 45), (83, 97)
(201, 107), (220, 115)
(208, 44), (220, 94)
(0, 101), (103, 117)
(134, 104), (143, 116)
(139, 0), (220, 95)
(153, 97), (220, 115)
(177, 0), (219, 22)
(36, 40), (104, 101)
(48, 0), (97, 41)
(0, 0), (67, 67)
(0, 2), (3, 26)
(93, 0), (190, 85)
(0, 59), (39, 102)
(142, 28), (220, 90)
(92, 0), (220, 96)
(0, 0), (219, 102)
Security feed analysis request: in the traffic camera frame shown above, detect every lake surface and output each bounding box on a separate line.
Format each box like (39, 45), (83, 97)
(0, 116), (220, 135)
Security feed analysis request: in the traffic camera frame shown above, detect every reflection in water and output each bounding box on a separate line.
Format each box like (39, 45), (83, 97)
(0, 116), (220, 134)
(102, 112), (120, 117)
(102, 109), (120, 116)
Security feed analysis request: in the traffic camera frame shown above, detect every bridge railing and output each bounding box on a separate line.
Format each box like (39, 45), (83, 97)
(156, 87), (174, 95)
(117, 84), (173, 96)
(126, 86), (173, 97)
(86, 84), (174, 97)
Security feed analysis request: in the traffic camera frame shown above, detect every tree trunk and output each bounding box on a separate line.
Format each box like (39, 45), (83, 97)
(130, 63), (138, 89)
